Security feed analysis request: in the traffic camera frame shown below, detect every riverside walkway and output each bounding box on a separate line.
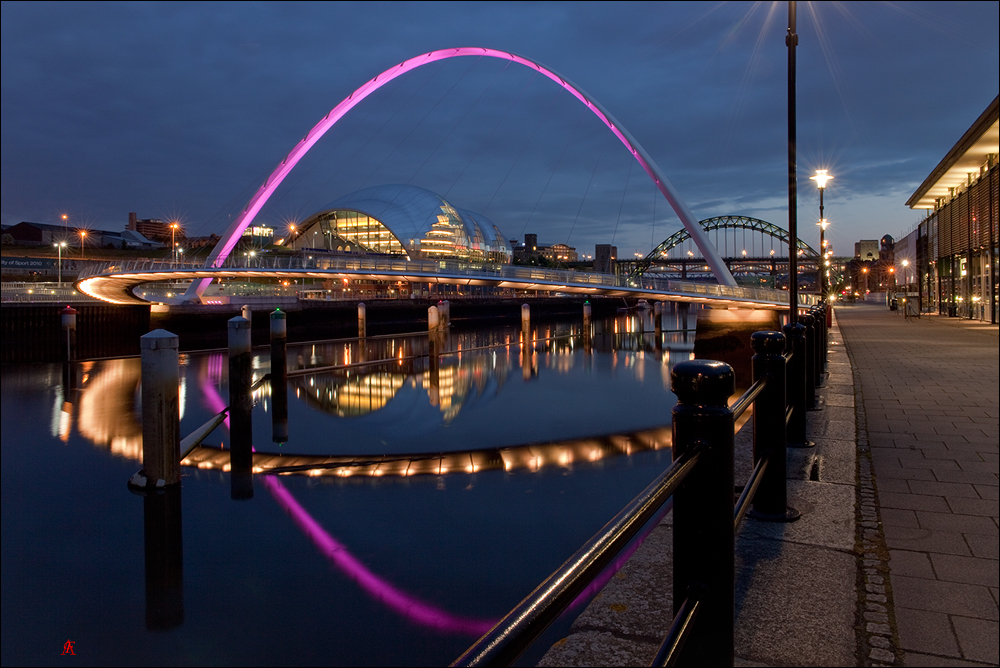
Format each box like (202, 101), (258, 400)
(538, 302), (997, 666)
(837, 303), (998, 666)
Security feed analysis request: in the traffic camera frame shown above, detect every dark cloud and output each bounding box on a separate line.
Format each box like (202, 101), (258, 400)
(2, 1), (997, 257)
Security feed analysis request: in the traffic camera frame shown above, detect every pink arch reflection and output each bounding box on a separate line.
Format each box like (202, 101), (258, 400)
(198, 367), (495, 635)
(188, 47), (735, 300)
(196, 362), (667, 636)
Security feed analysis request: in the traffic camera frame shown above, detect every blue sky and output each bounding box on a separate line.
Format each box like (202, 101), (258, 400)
(2, 1), (997, 258)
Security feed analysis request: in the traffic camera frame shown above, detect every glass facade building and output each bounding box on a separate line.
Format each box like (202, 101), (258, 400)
(906, 96), (998, 323)
(285, 184), (512, 264)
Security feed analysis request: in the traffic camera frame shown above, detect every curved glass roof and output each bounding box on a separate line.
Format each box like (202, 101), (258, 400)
(299, 184), (511, 262)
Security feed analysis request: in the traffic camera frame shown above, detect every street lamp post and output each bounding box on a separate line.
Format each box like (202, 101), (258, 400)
(170, 223), (179, 264)
(79, 230), (87, 261)
(54, 241), (66, 285)
(810, 170), (833, 299)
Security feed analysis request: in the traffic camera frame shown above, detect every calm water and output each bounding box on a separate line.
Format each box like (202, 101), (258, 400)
(2, 306), (699, 666)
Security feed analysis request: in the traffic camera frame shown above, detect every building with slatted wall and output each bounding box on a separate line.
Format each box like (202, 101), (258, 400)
(906, 96), (998, 322)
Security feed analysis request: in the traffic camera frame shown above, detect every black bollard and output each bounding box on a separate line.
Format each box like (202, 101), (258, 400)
(801, 313), (818, 410)
(143, 486), (184, 630)
(671, 359), (736, 667)
(811, 307), (824, 385)
(270, 309), (288, 444)
(748, 331), (800, 522)
(228, 316), (253, 500)
(782, 321), (814, 448)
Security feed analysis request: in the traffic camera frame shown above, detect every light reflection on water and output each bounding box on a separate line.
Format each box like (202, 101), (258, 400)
(1, 306), (703, 666)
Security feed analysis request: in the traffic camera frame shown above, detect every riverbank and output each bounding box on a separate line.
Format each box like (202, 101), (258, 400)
(1, 296), (632, 362)
(538, 308), (861, 666)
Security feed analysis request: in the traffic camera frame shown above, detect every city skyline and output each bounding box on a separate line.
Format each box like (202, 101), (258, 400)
(2, 1), (997, 259)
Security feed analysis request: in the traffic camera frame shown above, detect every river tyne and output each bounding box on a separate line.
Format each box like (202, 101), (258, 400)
(3, 304), (707, 666)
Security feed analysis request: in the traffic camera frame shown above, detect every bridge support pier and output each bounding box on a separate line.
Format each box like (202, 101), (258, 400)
(427, 305), (441, 406)
(654, 301), (662, 344)
(521, 303), (530, 349)
(582, 302), (592, 352)
(270, 309), (288, 444)
(61, 306), (77, 363)
(228, 316), (253, 500)
(130, 329), (180, 490)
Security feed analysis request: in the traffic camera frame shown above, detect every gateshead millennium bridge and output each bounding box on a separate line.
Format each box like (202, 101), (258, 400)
(76, 255), (816, 310)
(75, 48), (821, 311)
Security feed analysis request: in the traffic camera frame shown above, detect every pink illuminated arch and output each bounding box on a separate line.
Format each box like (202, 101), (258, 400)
(187, 47), (735, 300)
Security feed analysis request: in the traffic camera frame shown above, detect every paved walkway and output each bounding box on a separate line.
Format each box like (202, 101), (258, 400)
(539, 311), (862, 666)
(837, 303), (999, 666)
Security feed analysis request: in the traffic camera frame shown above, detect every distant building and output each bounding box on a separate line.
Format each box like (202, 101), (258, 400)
(512, 233), (577, 265)
(4, 221), (164, 250)
(854, 240), (878, 261)
(541, 243), (577, 263)
(594, 244), (617, 273)
(128, 212), (175, 243)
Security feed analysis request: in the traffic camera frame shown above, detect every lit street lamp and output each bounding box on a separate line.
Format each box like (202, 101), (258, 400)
(810, 169), (833, 298)
(170, 222), (179, 263)
(54, 241), (67, 284)
(78, 229), (87, 261)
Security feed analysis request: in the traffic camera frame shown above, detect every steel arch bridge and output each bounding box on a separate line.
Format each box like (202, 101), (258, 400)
(630, 216), (819, 280)
(183, 46), (740, 302)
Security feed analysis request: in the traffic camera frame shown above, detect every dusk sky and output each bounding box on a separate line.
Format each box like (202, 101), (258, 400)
(2, 1), (997, 259)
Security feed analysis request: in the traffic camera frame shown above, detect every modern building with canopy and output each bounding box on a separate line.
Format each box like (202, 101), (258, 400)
(281, 184), (512, 264)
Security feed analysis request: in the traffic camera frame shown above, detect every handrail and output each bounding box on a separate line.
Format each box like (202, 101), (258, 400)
(449, 316), (827, 666)
(652, 594), (702, 667)
(452, 444), (702, 667)
(734, 457), (768, 533)
(730, 376), (767, 420)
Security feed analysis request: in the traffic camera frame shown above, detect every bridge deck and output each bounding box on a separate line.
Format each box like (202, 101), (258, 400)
(77, 256), (818, 309)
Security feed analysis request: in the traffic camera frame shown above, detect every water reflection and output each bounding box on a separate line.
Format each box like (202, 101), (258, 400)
(4, 305), (719, 664)
(59, 310), (701, 469)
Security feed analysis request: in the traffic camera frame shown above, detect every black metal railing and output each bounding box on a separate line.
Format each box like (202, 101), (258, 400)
(452, 303), (829, 667)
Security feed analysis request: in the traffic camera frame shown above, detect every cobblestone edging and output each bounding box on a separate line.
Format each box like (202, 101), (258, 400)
(849, 343), (902, 666)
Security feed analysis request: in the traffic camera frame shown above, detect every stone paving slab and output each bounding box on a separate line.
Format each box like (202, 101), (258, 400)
(837, 303), (999, 667)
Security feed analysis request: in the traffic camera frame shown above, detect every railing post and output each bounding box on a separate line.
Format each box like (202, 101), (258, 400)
(748, 331), (800, 522)
(782, 321), (813, 448)
(228, 316), (253, 500)
(270, 309), (288, 444)
(671, 359), (735, 667)
(811, 306), (824, 384)
(130, 329), (180, 489)
(818, 304), (829, 371)
(801, 313), (817, 409)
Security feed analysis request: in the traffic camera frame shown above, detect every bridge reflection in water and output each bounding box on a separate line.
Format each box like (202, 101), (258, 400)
(15, 307), (763, 662)
(61, 311), (699, 478)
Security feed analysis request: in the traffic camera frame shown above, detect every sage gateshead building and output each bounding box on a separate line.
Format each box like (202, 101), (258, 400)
(905, 95), (998, 323)
(281, 184), (513, 264)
